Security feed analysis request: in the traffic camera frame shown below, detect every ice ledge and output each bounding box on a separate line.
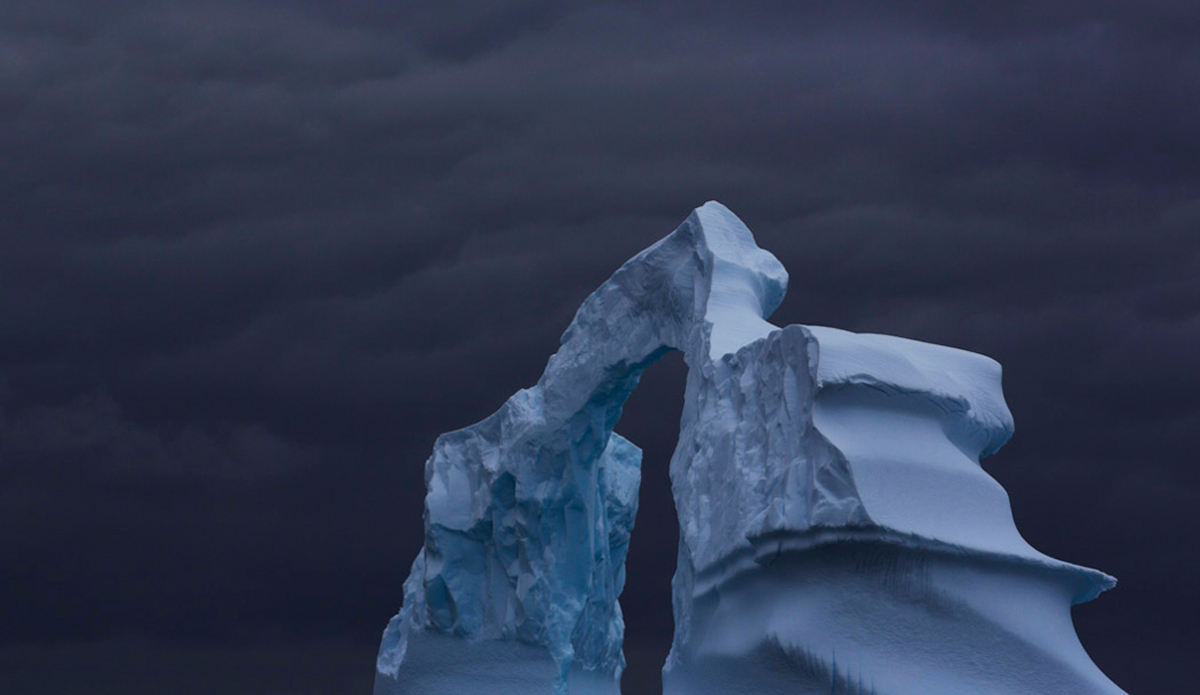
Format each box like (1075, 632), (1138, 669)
(805, 324), (1014, 457)
(684, 527), (1117, 606)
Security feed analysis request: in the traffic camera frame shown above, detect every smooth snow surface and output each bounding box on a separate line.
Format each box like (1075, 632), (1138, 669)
(662, 544), (1124, 695)
(375, 202), (1125, 694)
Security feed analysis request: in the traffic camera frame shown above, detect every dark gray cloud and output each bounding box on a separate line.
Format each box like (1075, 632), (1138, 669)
(1, 1), (1196, 693)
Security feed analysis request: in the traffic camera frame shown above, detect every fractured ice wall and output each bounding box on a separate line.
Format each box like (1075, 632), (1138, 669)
(375, 202), (1126, 695)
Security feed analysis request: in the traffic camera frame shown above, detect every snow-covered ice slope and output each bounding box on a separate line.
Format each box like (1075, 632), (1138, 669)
(375, 202), (1125, 695)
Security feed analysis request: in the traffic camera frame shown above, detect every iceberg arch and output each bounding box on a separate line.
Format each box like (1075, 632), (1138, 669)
(374, 203), (1125, 695)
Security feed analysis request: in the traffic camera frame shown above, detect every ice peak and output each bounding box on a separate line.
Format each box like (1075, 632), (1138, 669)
(686, 201), (788, 359)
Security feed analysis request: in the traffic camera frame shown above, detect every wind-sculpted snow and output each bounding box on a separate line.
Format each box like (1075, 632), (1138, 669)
(663, 323), (1122, 694)
(375, 202), (1126, 695)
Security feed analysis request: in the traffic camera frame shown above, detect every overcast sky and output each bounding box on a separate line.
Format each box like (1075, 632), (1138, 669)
(1, 1), (1197, 693)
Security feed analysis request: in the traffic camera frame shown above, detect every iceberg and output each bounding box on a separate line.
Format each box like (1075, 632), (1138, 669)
(375, 202), (1126, 695)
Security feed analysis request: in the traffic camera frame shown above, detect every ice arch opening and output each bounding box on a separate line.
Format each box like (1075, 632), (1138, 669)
(374, 203), (1125, 695)
(611, 351), (686, 695)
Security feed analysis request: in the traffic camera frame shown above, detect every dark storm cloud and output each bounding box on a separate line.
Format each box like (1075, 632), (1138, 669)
(1, 638), (375, 695)
(1, 1), (1197, 693)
